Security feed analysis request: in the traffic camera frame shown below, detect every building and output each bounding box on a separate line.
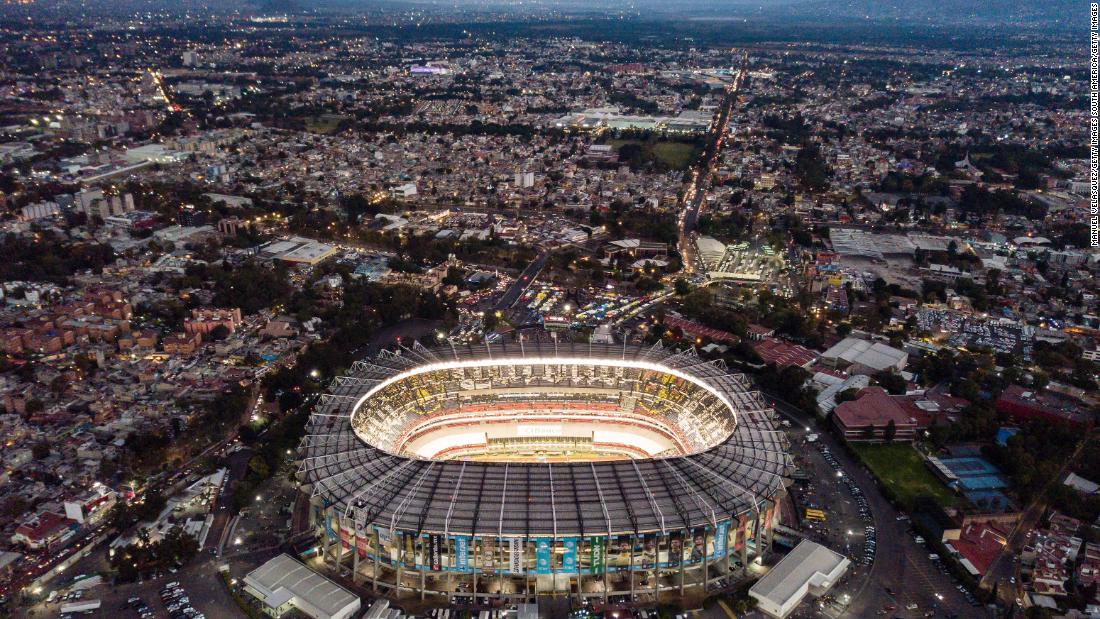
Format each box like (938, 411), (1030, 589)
(300, 341), (789, 603)
(184, 307), (243, 336)
(11, 511), (78, 550)
(946, 522), (1007, 577)
(63, 484), (117, 524)
(260, 237), (338, 266)
(752, 338), (818, 369)
(162, 332), (201, 355)
(748, 540), (850, 618)
(831, 387), (917, 442)
(995, 384), (1094, 427)
(820, 337), (908, 375)
(243, 554), (361, 619)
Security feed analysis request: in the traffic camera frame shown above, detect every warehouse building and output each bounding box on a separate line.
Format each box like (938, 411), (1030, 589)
(749, 541), (850, 618)
(243, 554), (361, 619)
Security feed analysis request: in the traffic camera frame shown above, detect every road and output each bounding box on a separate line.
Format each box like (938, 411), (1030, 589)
(766, 395), (981, 618)
(678, 57), (745, 274)
(983, 430), (1093, 609)
(494, 251), (549, 311)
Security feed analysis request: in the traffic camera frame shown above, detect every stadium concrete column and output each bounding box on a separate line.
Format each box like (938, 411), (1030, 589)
(372, 540), (380, 593)
(738, 518), (748, 569)
(723, 519), (731, 575)
(754, 509), (764, 560)
(352, 527), (362, 583)
(652, 550), (659, 598)
(446, 538), (453, 603)
(679, 531), (686, 596)
(396, 537), (405, 595)
(763, 501), (775, 555)
(335, 519), (346, 568)
(603, 543), (610, 603)
(322, 514), (334, 563)
(628, 535), (635, 599)
(420, 566), (426, 600)
(703, 528), (709, 587)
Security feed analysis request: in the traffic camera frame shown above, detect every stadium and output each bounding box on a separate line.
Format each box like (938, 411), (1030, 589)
(299, 341), (790, 604)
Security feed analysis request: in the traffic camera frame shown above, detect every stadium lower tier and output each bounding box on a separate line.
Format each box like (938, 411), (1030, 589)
(310, 501), (777, 603)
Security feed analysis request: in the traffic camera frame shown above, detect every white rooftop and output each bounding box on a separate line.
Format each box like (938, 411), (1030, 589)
(243, 554), (360, 619)
(822, 337), (908, 373)
(750, 541), (850, 618)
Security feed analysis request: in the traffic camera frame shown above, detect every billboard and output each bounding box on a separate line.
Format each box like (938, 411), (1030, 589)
(590, 537), (605, 574)
(508, 538), (525, 574)
(713, 521), (729, 559)
(536, 538), (552, 574)
(455, 536), (470, 571)
(430, 534), (443, 571)
(563, 538), (577, 573)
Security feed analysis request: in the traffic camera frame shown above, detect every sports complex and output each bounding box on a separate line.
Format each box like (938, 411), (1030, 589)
(299, 341), (790, 603)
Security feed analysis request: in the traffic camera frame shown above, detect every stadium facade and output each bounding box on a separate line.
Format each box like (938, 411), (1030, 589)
(299, 341), (789, 603)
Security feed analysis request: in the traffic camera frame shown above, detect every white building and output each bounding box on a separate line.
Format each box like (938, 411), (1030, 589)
(243, 554), (361, 619)
(514, 171), (534, 188)
(820, 337), (908, 375)
(749, 541), (851, 618)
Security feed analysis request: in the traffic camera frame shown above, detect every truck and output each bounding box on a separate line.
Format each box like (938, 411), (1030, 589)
(60, 599), (101, 614)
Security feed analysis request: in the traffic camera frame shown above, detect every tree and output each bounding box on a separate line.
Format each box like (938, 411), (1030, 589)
(674, 278), (692, 296)
(247, 455), (271, 480)
(884, 419), (897, 443)
(876, 371), (907, 395)
(208, 324), (231, 341)
(32, 440), (50, 459)
(836, 388), (861, 404)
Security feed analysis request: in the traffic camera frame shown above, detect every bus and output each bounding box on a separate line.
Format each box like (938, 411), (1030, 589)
(804, 509), (827, 523)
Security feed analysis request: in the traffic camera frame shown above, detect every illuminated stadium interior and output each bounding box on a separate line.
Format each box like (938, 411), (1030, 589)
(350, 359), (739, 462)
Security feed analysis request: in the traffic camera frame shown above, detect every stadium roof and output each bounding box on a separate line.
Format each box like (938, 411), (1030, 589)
(300, 341), (789, 537)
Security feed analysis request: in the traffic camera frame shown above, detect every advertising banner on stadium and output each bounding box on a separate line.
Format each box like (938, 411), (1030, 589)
(713, 521), (728, 559)
(535, 538), (552, 574)
(690, 528), (706, 564)
(508, 538), (525, 574)
(480, 538), (496, 573)
(403, 532), (418, 567)
(639, 533), (657, 569)
(590, 537), (605, 574)
(665, 531), (682, 567)
(563, 538), (577, 573)
(377, 527), (397, 565)
(430, 534), (443, 571)
(609, 535), (632, 571)
(455, 536), (470, 571)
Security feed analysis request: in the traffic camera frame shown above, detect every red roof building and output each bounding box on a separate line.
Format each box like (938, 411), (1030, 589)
(995, 384), (1094, 428)
(831, 387), (917, 442)
(947, 522), (1007, 577)
(10, 511), (77, 550)
(752, 338), (818, 369)
(663, 316), (738, 344)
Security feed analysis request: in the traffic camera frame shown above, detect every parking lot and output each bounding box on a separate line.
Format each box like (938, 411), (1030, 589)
(769, 397), (982, 618)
